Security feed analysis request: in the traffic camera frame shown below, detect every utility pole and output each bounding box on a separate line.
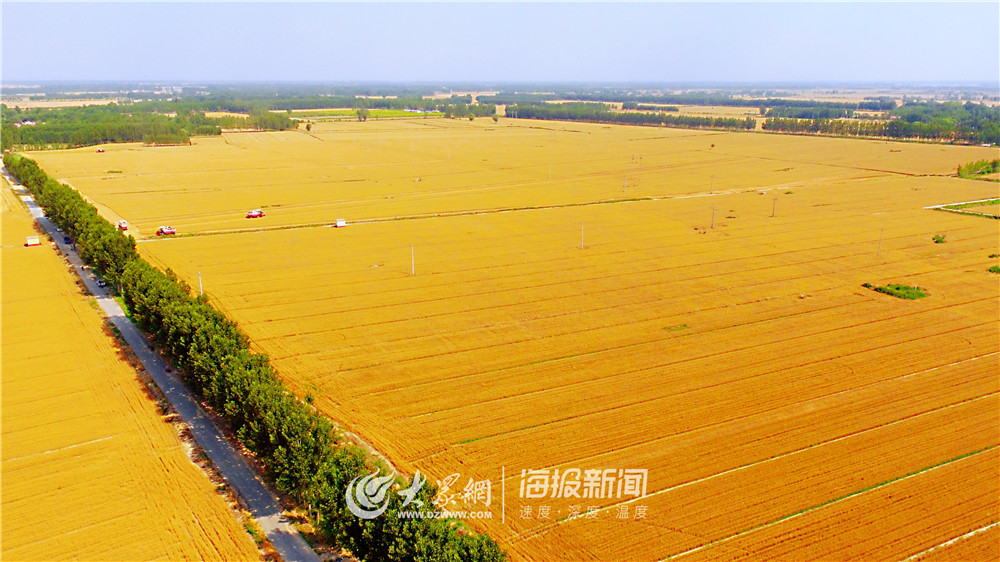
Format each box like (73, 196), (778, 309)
(711, 206), (717, 229)
(198, 271), (203, 295)
(877, 228), (884, 256)
(411, 244), (415, 276)
(580, 222), (585, 249)
(772, 196), (778, 218)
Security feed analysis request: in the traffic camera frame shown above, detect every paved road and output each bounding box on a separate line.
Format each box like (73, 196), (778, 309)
(14, 184), (320, 562)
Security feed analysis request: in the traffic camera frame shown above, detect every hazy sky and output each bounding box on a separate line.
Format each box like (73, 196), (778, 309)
(2, 2), (998, 84)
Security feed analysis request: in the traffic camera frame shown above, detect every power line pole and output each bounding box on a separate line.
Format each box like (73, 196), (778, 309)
(711, 206), (717, 229)
(199, 271), (203, 295)
(411, 244), (415, 276)
(877, 228), (884, 256)
(580, 222), (585, 249)
(772, 196), (778, 217)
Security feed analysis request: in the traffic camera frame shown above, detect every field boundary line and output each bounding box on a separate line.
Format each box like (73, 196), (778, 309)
(923, 197), (999, 209)
(898, 521), (999, 562)
(658, 445), (997, 561)
(924, 197), (1000, 219)
(4, 435), (117, 463)
(130, 184), (811, 242)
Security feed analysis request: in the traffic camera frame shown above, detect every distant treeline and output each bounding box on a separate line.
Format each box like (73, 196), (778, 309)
(480, 92), (897, 111)
(149, 94), (476, 114)
(2, 154), (507, 562)
(1, 104), (296, 150)
(505, 102), (755, 130)
(622, 102), (679, 112)
(1, 95), (496, 150)
(764, 101), (1000, 144)
(765, 107), (855, 119)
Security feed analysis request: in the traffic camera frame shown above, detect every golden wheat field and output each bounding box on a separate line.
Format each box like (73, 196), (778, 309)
(0, 183), (260, 561)
(27, 119), (1000, 561)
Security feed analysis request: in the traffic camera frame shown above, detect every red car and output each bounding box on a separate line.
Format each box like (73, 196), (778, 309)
(246, 209), (265, 219)
(156, 226), (177, 236)
(117, 220), (128, 231)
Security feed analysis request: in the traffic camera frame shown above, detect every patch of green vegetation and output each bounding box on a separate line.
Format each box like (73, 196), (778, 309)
(989, 265), (1000, 274)
(244, 520), (264, 546)
(957, 159), (1000, 181)
(785, 190), (793, 194)
(942, 199), (1000, 211)
(932, 234), (946, 244)
(989, 253), (999, 258)
(114, 295), (131, 318)
(664, 324), (689, 332)
(106, 170), (122, 173)
(863, 283), (928, 300)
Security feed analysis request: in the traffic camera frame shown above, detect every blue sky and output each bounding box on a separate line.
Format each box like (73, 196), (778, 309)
(2, 2), (998, 84)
